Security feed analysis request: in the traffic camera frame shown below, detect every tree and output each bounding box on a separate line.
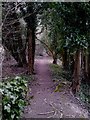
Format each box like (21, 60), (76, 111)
(2, 2), (27, 67)
(20, 2), (44, 74)
(40, 5), (62, 64)
(59, 3), (90, 94)
(40, 2), (90, 94)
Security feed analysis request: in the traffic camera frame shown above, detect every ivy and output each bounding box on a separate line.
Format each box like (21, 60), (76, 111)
(0, 76), (28, 120)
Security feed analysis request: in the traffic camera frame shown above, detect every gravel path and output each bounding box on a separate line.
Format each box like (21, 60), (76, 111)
(22, 56), (89, 119)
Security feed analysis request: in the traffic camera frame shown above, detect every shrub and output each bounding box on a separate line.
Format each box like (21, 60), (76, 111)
(0, 76), (28, 120)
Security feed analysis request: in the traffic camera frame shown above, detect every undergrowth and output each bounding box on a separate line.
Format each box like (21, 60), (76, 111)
(50, 63), (90, 113)
(79, 83), (90, 113)
(50, 64), (72, 81)
(0, 75), (32, 120)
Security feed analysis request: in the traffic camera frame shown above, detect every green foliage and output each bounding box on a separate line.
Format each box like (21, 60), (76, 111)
(50, 64), (62, 79)
(50, 64), (72, 81)
(41, 3), (90, 57)
(60, 3), (90, 50)
(79, 83), (90, 111)
(0, 76), (28, 120)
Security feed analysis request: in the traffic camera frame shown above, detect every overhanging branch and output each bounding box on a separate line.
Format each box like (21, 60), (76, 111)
(36, 37), (53, 56)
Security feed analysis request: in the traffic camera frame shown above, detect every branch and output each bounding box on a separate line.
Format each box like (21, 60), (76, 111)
(3, 29), (21, 41)
(2, 4), (42, 28)
(2, 2), (21, 28)
(2, 12), (35, 28)
(36, 27), (44, 35)
(43, 98), (63, 118)
(38, 111), (54, 115)
(36, 37), (54, 56)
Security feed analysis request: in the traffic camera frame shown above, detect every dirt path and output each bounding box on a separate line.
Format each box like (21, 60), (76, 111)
(22, 56), (88, 118)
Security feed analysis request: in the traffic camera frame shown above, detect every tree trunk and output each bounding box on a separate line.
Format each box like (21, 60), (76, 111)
(27, 27), (35, 74)
(32, 29), (35, 72)
(62, 48), (68, 70)
(83, 50), (88, 79)
(88, 50), (90, 80)
(53, 53), (57, 64)
(28, 29), (33, 74)
(18, 48), (27, 67)
(70, 54), (74, 74)
(71, 49), (81, 95)
(24, 3), (36, 74)
(5, 49), (11, 61)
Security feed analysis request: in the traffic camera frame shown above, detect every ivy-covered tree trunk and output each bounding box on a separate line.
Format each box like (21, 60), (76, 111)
(71, 49), (81, 94)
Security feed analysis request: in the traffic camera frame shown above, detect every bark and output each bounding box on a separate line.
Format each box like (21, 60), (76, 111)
(53, 53), (57, 64)
(28, 29), (33, 74)
(32, 28), (36, 72)
(83, 50), (88, 79)
(71, 49), (81, 95)
(18, 48), (27, 67)
(85, 55), (88, 76)
(70, 54), (74, 74)
(25, 3), (36, 74)
(62, 48), (68, 70)
(88, 51), (90, 80)
(27, 28), (35, 74)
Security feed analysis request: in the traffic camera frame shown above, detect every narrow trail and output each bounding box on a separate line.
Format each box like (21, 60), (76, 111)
(22, 57), (88, 118)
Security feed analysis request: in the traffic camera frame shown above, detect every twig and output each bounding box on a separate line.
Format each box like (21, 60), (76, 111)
(2, 2), (21, 28)
(43, 98), (63, 118)
(38, 111), (54, 115)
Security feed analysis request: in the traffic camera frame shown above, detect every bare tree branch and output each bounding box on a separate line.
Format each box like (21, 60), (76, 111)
(36, 27), (44, 35)
(36, 37), (54, 56)
(2, 2), (21, 27)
